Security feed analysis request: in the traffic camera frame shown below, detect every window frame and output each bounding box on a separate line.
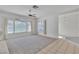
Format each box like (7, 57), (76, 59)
(7, 19), (32, 34)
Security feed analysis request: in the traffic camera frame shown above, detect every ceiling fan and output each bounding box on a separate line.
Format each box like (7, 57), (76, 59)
(32, 5), (39, 9)
(27, 5), (39, 17)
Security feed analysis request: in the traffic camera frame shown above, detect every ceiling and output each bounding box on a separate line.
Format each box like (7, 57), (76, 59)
(0, 5), (79, 18)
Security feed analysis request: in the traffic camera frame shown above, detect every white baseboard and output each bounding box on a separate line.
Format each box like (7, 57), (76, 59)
(38, 34), (58, 39)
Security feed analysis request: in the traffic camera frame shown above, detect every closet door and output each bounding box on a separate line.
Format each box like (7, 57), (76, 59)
(59, 12), (78, 37)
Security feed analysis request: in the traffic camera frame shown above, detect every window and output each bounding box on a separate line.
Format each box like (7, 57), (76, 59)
(7, 20), (31, 33)
(15, 20), (26, 33)
(38, 20), (44, 33)
(26, 22), (31, 32)
(7, 20), (14, 33)
(38, 20), (47, 34)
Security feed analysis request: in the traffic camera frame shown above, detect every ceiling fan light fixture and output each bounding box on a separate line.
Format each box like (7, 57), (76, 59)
(27, 5), (39, 17)
(33, 5), (39, 9)
(28, 14), (32, 16)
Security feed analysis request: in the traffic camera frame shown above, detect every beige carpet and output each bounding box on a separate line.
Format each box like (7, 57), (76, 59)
(6, 35), (57, 54)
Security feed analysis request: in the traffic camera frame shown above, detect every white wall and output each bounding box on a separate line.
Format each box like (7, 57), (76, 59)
(59, 12), (79, 37)
(46, 15), (58, 38)
(31, 17), (38, 35)
(38, 15), (58, 38)
(0, 16), (5, 40)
